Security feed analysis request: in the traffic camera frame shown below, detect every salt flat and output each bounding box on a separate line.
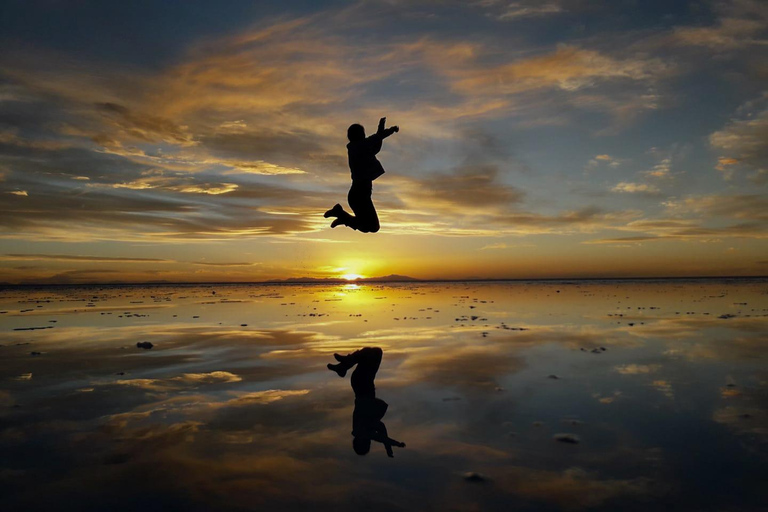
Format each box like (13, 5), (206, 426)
(1, 279), (766, 511)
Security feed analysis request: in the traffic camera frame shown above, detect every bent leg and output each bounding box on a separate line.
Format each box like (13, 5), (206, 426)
(336, 346), (382, 370)
(348, 183), (380, 233)
(351, 347), (382, 374)
(351, 347), (382, 396)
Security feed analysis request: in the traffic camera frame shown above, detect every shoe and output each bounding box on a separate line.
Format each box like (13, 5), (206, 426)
(334, 353), (353, 365)
(327, 363), (347, 378)
(324, 204), (344, 218)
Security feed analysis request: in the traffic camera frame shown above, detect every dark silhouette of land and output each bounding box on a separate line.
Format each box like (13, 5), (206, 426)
(279, 274), (418, 284)
(325, 117), (399, 233)
(328, 347), (406, 457)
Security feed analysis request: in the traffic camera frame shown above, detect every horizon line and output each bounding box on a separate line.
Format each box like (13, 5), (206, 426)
(1, 274), (766, 288)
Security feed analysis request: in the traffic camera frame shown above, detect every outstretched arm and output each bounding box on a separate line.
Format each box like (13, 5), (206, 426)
(381, 126), (399, 139)
(376, 117), (399, 140)
(371, 421), (406, 457)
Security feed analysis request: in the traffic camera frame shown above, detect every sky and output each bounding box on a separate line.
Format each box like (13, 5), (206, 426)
(0, 0), (766, 283)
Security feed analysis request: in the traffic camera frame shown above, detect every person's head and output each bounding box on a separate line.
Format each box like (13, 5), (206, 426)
(352, 436), (371, 455)
(347, 123), (365, 142)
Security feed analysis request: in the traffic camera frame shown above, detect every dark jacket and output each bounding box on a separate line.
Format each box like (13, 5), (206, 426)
(352, 397), (389, 437)
(347, 127), (396, 183)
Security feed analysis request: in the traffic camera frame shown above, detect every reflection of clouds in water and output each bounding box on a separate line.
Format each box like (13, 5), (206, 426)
(711, 380), (768, 448)
(0, 390), (14, 406)
(713, 406), (768, 439)
(398, 344), (525, 389)
(2, 324), (330, 350)
(651, 380), (674, 399)
(59, 394), (371, 510)
(661, 334), (768, 362)
(1, 281), (766, 510)
(621, 316), (768, 362)
(115, 371), (242, 391)
(594, 391), (622, 404)
(1, 326), (334, 391)
(494, 466), (654, 510)
(614, 364), (661, 375)
(627, 315), (768, 338)
(101, 389), (312, 429)
(720, 387), (741, 398)
(83, 402), (662, 511)
(227, 389), (310, 406)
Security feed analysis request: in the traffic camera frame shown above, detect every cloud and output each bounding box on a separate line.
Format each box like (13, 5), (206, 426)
(0, 152), (322, 241)
(199, 131), (324, 169)
(673, 0), (768, 51)
(675, 19), (766, 49)
(585, 193), (768, 244)
(399, 164), (526, 211)
(586, 154), (621, 170)
(220, 160), (305, 175)
(710, 107), (768, 181)
(716, 157), (740, 170)
(383, 163), (640, 235)
(588, 224), (767, 244)
(0, 128), (73, 151)
(191, 261), (256, 267)
(1, 254), (172, 263)
(496, 2), (565, 21)
(643, 158), (672, 179)
(663, 194), (768, 221)
(611, 182), (660, 194)
(96, 102), (197, 146)
(435, 44), (669, 96)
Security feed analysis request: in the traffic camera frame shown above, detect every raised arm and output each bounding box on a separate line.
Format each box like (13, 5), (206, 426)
(381, 126), (399, 139)
(370, 421), (406, 457)
(376, 117), (399, 140)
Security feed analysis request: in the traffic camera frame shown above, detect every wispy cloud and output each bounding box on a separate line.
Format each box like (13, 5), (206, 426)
(496, 2), (565, 21)
(673, 0), (768, 50)
(1, 253), (173, 263)
(710, 105), (768, 182)
(611, 182), (660, 195)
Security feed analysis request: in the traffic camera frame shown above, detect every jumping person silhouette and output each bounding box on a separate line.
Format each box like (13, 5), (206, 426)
(327, 347), (406, 457)
(324, 117), (399, 232)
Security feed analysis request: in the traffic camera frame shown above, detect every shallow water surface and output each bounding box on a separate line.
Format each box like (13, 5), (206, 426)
(1, 280), (767, 511)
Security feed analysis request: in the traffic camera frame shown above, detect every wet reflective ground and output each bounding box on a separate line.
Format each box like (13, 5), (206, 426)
(1, 279), (767, 511)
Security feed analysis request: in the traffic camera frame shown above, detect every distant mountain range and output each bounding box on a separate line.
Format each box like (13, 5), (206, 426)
(277, 274), (419, 284)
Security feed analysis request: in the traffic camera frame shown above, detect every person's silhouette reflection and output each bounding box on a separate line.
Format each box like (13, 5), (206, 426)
(324, 117), (399, 233)
(327, 347), (406, 457)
